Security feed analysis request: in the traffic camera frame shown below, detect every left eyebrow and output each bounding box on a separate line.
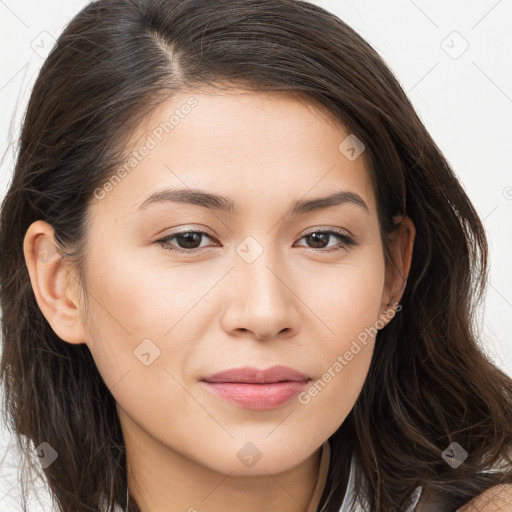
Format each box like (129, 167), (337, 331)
(137, 188), (369, 215)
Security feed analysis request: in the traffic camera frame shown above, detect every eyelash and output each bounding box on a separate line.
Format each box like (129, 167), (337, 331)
(155, 228), (358, 254)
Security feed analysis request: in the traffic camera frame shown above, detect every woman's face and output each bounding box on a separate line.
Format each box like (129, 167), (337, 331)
(28, 89), (411, 478)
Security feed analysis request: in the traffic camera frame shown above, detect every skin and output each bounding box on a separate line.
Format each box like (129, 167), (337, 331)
(23, 89), (415, 512)
(457, 484), (512, 511)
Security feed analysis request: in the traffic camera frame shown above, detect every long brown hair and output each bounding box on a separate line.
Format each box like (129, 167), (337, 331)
(1, 1), (511, 511)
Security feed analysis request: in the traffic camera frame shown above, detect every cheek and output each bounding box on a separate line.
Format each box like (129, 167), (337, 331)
(294, 249), (385, 427)
(293, 339), (374, 455)
(79, 243), (183, 389)
(302, 245), (386, 342)
(82, 241), (213, 346)
(81, 251), (201, 438)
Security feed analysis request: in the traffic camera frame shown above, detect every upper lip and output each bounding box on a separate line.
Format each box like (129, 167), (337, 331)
(201, 365), (311, 384)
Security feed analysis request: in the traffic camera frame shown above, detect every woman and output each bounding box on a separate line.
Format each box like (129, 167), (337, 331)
(1, 0), (511, 511)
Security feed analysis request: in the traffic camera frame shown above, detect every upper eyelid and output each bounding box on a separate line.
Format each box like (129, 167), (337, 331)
(301, 226), (353, 237)
(158, 229), (217, 242)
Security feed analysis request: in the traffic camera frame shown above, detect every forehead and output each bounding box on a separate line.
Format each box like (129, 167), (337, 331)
(91, 88), (376, 220)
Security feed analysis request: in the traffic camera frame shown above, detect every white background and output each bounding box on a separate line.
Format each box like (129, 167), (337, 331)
(0, 1), (511, 510)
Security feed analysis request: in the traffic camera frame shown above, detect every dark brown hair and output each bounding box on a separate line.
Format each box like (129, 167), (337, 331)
(1, 0), (511, 511)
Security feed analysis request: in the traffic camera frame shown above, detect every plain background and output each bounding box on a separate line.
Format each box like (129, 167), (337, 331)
(0, 1), (511, 510)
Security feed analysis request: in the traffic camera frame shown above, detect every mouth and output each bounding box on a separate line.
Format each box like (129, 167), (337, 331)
(200, 365), (312, 410)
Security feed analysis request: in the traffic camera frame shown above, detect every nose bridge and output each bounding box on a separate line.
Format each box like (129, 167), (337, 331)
(236, 234), (290, 308)
(221, 233), (300, 338)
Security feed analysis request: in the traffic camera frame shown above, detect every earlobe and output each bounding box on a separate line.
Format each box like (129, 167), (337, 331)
(23, 220), (87, 345)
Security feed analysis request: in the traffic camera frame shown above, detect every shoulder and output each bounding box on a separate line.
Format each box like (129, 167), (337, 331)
(456, 484), (512, 511)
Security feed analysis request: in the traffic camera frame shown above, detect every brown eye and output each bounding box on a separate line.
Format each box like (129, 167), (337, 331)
(173, 232), (203, 249)
(304, 232), (330, 249)
(295, 229), (356, 252)
(157, 231), (218, 253)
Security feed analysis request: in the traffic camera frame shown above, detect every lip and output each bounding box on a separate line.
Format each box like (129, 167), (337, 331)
(200, 365), (311, 410)
(201, 365), (311, 384)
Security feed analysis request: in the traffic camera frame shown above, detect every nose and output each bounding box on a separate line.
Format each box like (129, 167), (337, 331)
(219, 246), (302, 341)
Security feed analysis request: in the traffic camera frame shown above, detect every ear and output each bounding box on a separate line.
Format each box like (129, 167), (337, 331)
(23, 220), (87, 344)
(378, 215), (415, 327)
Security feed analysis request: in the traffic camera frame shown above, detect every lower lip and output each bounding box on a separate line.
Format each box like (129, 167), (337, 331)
(201, 380), (310, 410)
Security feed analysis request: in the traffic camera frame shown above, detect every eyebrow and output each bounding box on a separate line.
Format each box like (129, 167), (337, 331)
(138, 188), (369, 215)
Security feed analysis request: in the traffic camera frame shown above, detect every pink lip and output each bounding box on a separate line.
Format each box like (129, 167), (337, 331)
(201, 381), (309, 409)
(200, 365), (311, 410)
(202, 365), (311, 383)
